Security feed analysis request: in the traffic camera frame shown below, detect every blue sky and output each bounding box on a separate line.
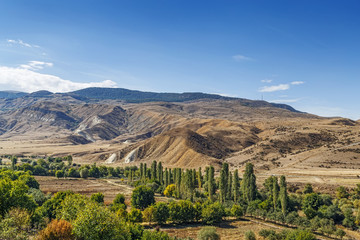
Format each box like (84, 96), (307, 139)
(0, 1), (360, 119)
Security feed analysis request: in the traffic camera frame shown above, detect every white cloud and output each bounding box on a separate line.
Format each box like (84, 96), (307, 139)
(7, 39), (39, 48)
(291, 81), (304, 85)
(259, 84), (290, 92)
(20, 61), (53, 71)
(270, 98), (301, 103)
(232, 54), (253, 61)
(0, 64), (118, 93)
(261, 79), (273, 83)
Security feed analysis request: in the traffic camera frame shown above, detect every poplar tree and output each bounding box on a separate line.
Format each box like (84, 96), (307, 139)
(208, 166), (215, 200)
(168, 168), (172, 184)
(192, 169), (197, 188)
(140, 163), (144, 180)
(157, 162), (163, 184)
(197, 167), (202, 189)
(164, 168), (169, 187)
(279, 175), (288, 216)
(219, 168), (227, 203)
(151, 161), (157, 181)
(233, 169), (240, 202)
(175, 168), (182, 198)
(144, 163), (147, 179)
(241, 163), (257, 203)
(272, 177), (279, 210)
(227, 171), (233, 200)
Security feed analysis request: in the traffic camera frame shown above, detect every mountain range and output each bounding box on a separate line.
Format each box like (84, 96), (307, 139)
(0, 87), (359, 177)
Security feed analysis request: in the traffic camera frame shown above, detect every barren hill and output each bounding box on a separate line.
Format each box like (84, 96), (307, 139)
(1, 88), (360, 181)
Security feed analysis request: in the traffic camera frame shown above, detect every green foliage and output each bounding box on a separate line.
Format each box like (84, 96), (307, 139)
(55, 170), (64, 178)
(241, 163), (257, 203)
(244, 230), (256, 240)
(57, 194), (89, 221)
(28, 188), (47, 206)
(285, 229), (315, 240)
(231, 204), (244, 219)
(153, 202), (170, 225)
(303, 184), (313, 194)
(90, 192), (104, 204)
(336, 186), (349, 199)
(72, 202), (130, 240)
(113, 193), (126, 205)
(128, 208), (143, 223)
(202, 202), (225, 224)
(0, 208), (31, 240)
(79, 168), (89, 178)
(197, 226), (220, 240)
(37, 190), (74, 220)
(141, 230), (173, 240)
(131, 185), (155, 210)
(0, 177), (36, 216)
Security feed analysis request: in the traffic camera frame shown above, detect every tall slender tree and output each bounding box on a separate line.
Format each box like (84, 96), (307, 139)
(279, 175), (288, 216)
(197, 167), (202, 189)
(208, 166), (215, 200)
(157, 162), (163, 184)
(164, 168), (169, 187)
(219, 168), (227, 203)
(151, 161), (157, 181)
(227, 171), (233, 200)
(233, 169), (240, 202)
(272, 177), (279, 210)
(241, 163), (257, 203)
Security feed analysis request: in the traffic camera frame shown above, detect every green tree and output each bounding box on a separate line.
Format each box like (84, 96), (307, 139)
(231, 204), (244, 219)
(241, 163), (257, 203)
(202, 202), (225, 224)
(153, 202), (170, 225)
(197, 167), (202, 189)
(11, 156), (17, 170)
(272, 177), (279, 209)
(279, 175), (288, 216)
(151, 161), (157, 181)
(208, 166), (215, 200)
(233, 169), (240, 202)
(131, 186), (155, 210)
(72, 202), (129, 240)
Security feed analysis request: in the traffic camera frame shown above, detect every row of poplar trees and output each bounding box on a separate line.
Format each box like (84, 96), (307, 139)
(138, 161), (288, 214)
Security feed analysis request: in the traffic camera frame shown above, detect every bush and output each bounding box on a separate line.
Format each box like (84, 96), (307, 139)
(202, 202), (225, 224)
(72, 202), (130, 240)
(91, 193), (104, 204)
(197, 226), (220, 240)
(153, 202), (170, 225)
(37, 219), (74, 240)
(164, 184), (176, 197)
(244, 230), (256, 240)
(128, 208), (143, 223)
(285, 229), (315, 240)
(113, 193), (126, 205)
(80, 168), (89, 179)
(55, 170), (64, 178)
(131, 186), (155, 210)
(0, 208), (31, 240)
(231, 204), (244, 219)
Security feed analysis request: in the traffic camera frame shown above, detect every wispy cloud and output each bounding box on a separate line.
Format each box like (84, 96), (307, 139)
(270, 98), (302, 103)
(0, 63), (118, 92)
(259, 84), (289, 92)
(7, 39), (40, 48)
(19, 61), (53, 71)
(232, 54), (254, 61)
(291, 81), (304, 85)
(261, 79), (273, 83)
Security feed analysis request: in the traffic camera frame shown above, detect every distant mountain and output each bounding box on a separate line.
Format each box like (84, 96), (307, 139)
(70, 87), (300, 112)
(0, 91), (27, 99)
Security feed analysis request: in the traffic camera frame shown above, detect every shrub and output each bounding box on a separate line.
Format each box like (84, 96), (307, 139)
(55, 170), (64, 178)
(131, 186), (155, 210)
(231, 204), (244, 219)
(164, 184), (176, 197)
(37, 219), (74, 240)
(197, 226), (220, 240)
(113, 193), (126, 205)
(202, 202), (225, 224)
(79, 168), (89, 179)
(244, 230), (256, 240)
(128, 208), (143, 223)
(153, 202), (169, 225)
(91, 193), (104, 204)
(0, 208), (31, 240)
